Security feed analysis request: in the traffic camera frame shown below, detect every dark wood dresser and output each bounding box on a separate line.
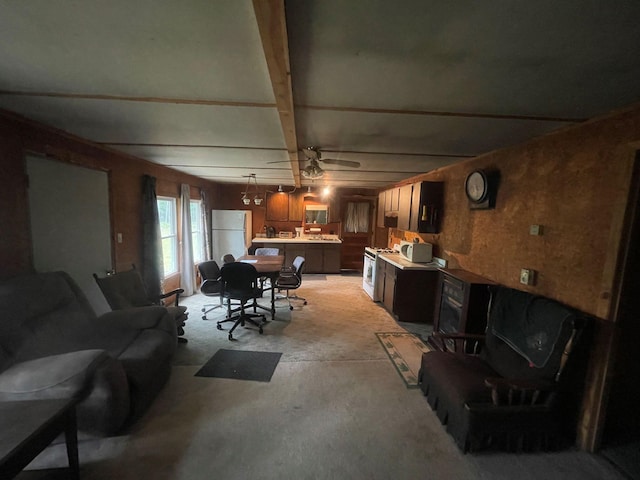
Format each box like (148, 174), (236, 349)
(428, 269), (496, 350)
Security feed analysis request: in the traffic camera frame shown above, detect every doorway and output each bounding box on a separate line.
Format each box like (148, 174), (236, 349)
(341, 198), (375, 271)
(26, 154), (113, 315)
(599, 152), (640, 478)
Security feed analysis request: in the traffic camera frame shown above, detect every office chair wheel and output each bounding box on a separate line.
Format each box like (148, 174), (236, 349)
(259, 327), (263, 334)
(228, 333), (233, 340)
(217, 324), (222, 330)
(304, 301), (307, 305)
(202, 315), (207, 320)
(289, 306), (293, 311)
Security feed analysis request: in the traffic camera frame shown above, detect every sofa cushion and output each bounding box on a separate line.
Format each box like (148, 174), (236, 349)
(0, 272), (96, 357)
(0, 349), (107, 401)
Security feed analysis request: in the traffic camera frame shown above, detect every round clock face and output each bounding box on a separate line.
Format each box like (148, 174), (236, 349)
(465, 170), (488, 203)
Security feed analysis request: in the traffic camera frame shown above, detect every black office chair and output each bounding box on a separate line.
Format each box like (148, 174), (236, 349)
(217, 262), (266, 340)
(93, 265), (188, 342)
(275, 256), (307, 310)
(197, 260), (224, 320)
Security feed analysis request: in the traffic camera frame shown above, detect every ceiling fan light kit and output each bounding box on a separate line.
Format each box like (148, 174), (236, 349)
(301, 159), (325, 179)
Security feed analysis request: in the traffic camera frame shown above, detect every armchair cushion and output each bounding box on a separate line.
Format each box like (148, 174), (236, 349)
(0, 349), (107, 401)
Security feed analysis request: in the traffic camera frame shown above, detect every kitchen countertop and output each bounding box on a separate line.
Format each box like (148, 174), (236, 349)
(378, 252), (444, 271)
(252, 236), (343, 244)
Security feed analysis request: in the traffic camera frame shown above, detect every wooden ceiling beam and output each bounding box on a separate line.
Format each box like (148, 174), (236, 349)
(252, 0), (301, 187)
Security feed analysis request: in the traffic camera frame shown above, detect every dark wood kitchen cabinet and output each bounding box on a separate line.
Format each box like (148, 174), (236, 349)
(397, 184), (413, 231)
(428, 269), (495, 350)
(409, 181), (444, 233)
(266, 192), (289, 221)
(378, 257), (439, 323)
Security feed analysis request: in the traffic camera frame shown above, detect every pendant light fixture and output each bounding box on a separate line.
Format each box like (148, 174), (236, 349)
(241, 173), (263, 206)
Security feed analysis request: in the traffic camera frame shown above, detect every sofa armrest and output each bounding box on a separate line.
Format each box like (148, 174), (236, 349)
(0, 349), (107, 401)
(484, 377), (557, 406)
(98, 305), (170, 330)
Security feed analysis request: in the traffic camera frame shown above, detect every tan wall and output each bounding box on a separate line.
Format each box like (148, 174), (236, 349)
(382, 104), (640, 449)
(388, 106), (640, 321)
(0, 110), (219, 289)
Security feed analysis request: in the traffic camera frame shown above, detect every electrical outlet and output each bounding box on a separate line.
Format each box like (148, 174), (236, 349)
(520, 268), (536, 285)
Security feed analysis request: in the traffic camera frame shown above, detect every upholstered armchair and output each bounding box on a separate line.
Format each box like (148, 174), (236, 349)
(419, 286), (591, 453)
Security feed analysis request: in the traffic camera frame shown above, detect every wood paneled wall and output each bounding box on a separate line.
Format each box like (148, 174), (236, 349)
(0, 110), (218, 286)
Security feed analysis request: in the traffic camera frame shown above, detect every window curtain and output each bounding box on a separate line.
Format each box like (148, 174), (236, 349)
(141, 175), (163, 299)
(180, 184), (195, 296)
(344, 202), (370, 233)
(201, 189), (211, 260)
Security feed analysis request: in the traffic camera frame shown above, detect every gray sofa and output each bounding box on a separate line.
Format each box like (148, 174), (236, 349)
(0, 271), (177, 435)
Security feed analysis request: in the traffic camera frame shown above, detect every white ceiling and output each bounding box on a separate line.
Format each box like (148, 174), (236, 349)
(1, 1), (639, 189)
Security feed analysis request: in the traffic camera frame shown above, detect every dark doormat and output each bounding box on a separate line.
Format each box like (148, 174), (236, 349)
(194, 349), (282, 382)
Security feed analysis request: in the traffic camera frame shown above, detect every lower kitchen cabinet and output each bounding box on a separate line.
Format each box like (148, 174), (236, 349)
(378, 258), (439, 323)
(252, 242), (342, 273)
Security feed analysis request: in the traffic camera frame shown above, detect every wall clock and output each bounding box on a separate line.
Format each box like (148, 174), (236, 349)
(465, 169), (498, 209)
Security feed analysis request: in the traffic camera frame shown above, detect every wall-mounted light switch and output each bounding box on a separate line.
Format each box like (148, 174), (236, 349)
(529, 224), (543, 236)
(520, 268), (536, 285)
(117, 233), (123, 244)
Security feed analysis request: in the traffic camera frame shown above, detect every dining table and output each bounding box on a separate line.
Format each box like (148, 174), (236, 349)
(237, 254), (284, 319)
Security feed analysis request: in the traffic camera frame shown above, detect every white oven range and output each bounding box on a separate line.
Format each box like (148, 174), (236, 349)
(363, 246), (395, 300)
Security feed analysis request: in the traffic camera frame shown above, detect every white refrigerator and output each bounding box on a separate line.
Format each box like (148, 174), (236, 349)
(211, 210), (252, 264)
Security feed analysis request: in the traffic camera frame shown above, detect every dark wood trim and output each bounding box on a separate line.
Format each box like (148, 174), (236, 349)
(296, 103), (586, 123)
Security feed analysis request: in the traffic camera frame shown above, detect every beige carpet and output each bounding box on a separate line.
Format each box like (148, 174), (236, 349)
(27, 274), (625, 480)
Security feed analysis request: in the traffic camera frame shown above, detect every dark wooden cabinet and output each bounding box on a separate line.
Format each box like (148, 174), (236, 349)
(378, 257), (439, 323)
(409, 181), (444, 233)
(266, 192), (289, 221)
(253, 241), (342, 273)
(397, 184), (413, 231)
(288, 191), (304, 222)
(429, 269), (495, 350)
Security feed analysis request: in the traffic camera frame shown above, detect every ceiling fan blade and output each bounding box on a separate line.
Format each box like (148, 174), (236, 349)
(265, 160), (291, 164)
(320, 158), (361, 168)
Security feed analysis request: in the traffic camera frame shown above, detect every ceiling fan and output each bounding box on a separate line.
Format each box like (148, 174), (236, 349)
(300, 147), (361, 180)
(267, 146), (360, 180)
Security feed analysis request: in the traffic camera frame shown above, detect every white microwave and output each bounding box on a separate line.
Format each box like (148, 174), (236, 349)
(399, 241), (433, 263)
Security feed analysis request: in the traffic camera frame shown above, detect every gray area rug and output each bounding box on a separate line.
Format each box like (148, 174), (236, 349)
(195, 349), (282, 382)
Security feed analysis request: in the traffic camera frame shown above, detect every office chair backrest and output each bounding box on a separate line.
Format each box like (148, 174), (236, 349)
(255, 247), (280, 256)
(198, 260), (222, 296)
(220, 262), (259, 295)
(292, 256), (305, 278)
(222, 254), (235, 264)
(198, 260), (220, 281)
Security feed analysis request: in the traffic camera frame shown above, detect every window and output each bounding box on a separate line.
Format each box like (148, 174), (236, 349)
(190, 200), (205, 263)
(344, 202), (370, 233)
(157, 196), (178, 277)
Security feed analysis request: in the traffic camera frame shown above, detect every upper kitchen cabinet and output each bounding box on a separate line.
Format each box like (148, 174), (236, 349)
(288, 191), (304, 222)
(266, 192), (289, 222)
(409, 181), (444, 233)
(397, 184), (413, 231)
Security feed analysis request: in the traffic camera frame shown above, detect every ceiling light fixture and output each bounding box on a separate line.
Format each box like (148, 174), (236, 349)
(241, 173), (263, 206)
(301, 159), (324, 179)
